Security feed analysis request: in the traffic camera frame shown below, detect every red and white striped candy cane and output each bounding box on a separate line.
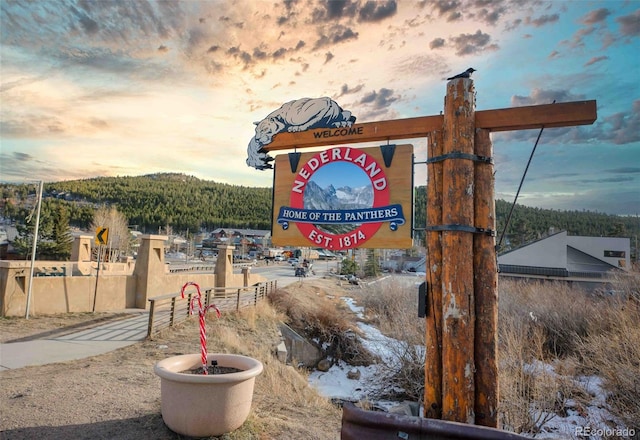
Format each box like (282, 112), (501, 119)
(181, 282), (221, 375)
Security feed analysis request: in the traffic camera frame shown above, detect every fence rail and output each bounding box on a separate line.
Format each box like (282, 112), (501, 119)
(146, 280), (277, 338)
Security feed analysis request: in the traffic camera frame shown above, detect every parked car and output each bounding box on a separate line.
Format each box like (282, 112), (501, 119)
(274, 255), (284, 261)
(288, 258), (299, 265)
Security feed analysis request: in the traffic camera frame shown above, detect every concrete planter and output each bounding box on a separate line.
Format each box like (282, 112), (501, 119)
(154, 353), (263, 437)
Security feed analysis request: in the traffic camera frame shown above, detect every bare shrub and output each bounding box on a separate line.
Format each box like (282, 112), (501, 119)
(498, 307), (571, 434)
(268, 287), (374, 365)
(357, 277), (426, 401)
(578, 287), (640, 431)
(499, 279), (610, 358)
(499, 276), (640, 435)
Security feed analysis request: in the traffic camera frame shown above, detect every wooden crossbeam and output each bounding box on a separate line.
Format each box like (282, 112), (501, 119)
(262, 100), (596, 151)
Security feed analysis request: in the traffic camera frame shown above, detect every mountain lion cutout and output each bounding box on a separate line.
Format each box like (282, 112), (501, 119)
(246, 97), (356, 170)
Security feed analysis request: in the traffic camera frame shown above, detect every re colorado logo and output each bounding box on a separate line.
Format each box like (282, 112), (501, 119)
(276, 146), (406, 250)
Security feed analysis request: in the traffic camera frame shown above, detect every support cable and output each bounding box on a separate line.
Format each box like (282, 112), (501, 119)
(497, 117), (549, 250)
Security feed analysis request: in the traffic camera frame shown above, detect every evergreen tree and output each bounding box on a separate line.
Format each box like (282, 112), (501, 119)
(13, 200), (72, 260)
(340, 257), (358, 276)
(364, 249), (380, 277)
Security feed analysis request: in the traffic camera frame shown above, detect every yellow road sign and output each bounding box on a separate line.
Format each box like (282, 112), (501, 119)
(95, 227), (109, 245)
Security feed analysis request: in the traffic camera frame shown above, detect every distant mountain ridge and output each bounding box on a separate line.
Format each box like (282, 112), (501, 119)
(303, 181), (373, 210)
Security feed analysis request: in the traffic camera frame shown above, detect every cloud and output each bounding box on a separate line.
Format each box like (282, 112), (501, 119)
(427, 0), (514, 26)
(430, 0), (461, 17)
(617, 9), (640, 37)
(13, 152), (34, 161)
(548, 50), (560, 59)
(358, 1), (397, 22)
(310, 1), (358, 22)
(581, 8), (611, 25)
(601, 99), (640, 145)
(324, 52), (335, 64)
(450, 30), (498, 56)
(446, 11), (462, 22)
(473, 6), (506, 26)
(577, 176), (634, 184)
(313, 25), (359, 49)
(511, 88), (585, 106)
(564, 7), (627, 50)
(356, 88), (402, 120)
(360, 88), (398, 108)
(504, 18), (522, 31)
(584, 55), (608, 66)
(525, 14), (559, 27)
(395, 54), (449, 77)
(0, 74), (50, 92)
(429, 37), (446, 49)
(605, 167), (640, 174)
(70, 4), (100, 35)
(338, 83), (365, 97)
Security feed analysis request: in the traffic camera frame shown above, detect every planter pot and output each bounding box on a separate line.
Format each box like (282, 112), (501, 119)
(154, 353), (263, 437)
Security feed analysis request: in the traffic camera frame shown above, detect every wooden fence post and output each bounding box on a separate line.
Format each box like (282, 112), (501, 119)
(169, 297), (176, 327)
(425, 129), (444, 419)
(473, 128), (499, 427)
(147, 299), (156, 338)
(441, 77), (476, 423)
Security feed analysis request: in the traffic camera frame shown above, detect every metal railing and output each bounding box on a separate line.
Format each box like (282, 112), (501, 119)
(146, 280), (277, 338)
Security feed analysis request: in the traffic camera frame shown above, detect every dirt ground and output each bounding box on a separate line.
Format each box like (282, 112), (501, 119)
(0, 277), (354, 440)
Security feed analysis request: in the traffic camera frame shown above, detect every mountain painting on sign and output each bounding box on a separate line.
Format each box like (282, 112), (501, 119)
(272, 145), (414, 250)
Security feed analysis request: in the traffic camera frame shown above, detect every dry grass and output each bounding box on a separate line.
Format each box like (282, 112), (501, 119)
(355, 277), (426, 401)
(576, 272), (640, 431)
(269, 279), (374, 366)
(498, 273), (640, 435)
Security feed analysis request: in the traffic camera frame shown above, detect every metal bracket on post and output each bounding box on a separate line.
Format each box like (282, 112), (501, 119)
(425, 224), (495, 236)
(426, 152), (493, 164)
(288, 151), (301, 173)
(380, 144), (396, 167)
(418, 281), (428, 318)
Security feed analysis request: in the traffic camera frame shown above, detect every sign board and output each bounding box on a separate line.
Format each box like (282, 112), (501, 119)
(272, 144), (413, 250)
(95, 227), (109, 246)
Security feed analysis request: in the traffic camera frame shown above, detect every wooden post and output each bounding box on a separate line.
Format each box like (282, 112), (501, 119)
(441, 78), (476, 423)
(473, 128), (499, 427)
(424, 130), (443, 419)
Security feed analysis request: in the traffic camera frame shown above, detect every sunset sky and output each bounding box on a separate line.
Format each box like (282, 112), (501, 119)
(1, 0), (638, 215)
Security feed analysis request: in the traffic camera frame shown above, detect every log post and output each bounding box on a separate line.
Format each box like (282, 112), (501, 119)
(441, 78), (476, 423)
(424, 129), (443, 419)
(473, 128), (499, 427)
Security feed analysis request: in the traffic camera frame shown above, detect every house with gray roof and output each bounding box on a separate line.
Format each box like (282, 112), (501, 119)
(498, 231), (630, 289)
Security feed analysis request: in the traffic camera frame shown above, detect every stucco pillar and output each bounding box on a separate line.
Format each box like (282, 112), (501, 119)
(215, 245), (235, 288)
(71, 235), (92, 262)
(242, 266), (250, 287)
(0, 261), (30, 317)
(133, 234), (168, 308)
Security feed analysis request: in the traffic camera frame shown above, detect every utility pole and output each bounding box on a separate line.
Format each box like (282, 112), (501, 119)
(25, 180), (43, 319)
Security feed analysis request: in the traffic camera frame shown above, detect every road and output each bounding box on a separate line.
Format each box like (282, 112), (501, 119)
(249, 262), (321, 287)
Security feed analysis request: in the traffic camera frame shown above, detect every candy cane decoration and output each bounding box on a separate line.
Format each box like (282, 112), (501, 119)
(181, 282), (221, 375)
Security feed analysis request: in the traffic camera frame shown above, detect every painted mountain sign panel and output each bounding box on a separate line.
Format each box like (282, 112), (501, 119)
(272, 144), (413, 250)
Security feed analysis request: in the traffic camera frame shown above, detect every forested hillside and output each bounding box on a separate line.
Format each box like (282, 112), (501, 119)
(413, 186), (637, 251)
(1, 174), (637, 254)
(2, 173), (272, 232)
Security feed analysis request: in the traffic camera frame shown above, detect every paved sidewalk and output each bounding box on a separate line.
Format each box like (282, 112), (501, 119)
(0, 313), (148, 371)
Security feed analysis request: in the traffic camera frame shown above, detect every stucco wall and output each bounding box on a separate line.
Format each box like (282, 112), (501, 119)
(0, 237), (266, 317)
